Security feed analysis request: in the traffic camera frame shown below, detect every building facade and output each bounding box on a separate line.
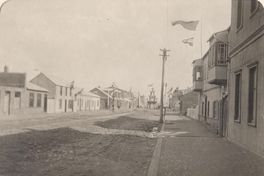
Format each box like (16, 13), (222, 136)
(30, 73), (74, 113)
(193, 29), (229, 136)
(74, 88), (100, 111)
(179, 90), (199, 116)
(0, 67), (48, 117)
(90, 87), (112, 110)
(227, 0), (264, 157)
(168, 88), (182, 112)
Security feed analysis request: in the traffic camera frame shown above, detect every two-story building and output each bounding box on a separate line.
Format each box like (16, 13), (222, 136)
(30, 73), (74, 113)
(227, 0), (264, 157)
(0, 66), (48, 118)
(193, 29), (229, 136)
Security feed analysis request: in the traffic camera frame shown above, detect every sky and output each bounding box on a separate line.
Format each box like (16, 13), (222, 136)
(0, 0), (231, 96)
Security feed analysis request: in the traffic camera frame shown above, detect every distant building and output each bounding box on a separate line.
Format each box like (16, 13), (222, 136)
(91, 85), (134, 110)
(137, 95), (147, 108)
(0, 66), (48, 117)
(179, 91), (199, 115)
(30, 73), (74, 113)
(90, 87), (112, 110)
(74, 88), (100, 111)
(169, 88), (182, 111)
(103, 85), (134, 110)
(147, 88), (158, 109)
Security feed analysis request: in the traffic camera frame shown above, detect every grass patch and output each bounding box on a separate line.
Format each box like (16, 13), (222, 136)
(95, 116), (161, 132)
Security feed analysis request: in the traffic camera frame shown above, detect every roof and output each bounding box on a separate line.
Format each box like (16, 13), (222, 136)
(41, 73), (73, 87)
(0, 72), (26, 88)
(207, 28), (229, 42)
(91, 87), (112, 98)
(73, 87), (83, 95)
(74, 87), (100, 98)
(26, 82), (48, 92)
(83, 91), (100, 98)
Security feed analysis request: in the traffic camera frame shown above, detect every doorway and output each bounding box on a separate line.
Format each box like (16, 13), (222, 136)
(4, 91), (11, 115)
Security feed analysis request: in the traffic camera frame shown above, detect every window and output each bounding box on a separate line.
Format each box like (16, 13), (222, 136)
(37, 93), (42, 107)
(202, 102), (204, 116)
(59, 99), (62, 109)
(196, 71), (201, 80)
(70, 88), (72, 96)
(66, 88), (68, 96)
(208, 46), (216, 68)
(216, 43), (227, 65)
(251, 0), (258, 13)
(29, 93), (34, 107)
(14, 92), (21, 109)
(207, 101), (210, 118)
(234, 72), (242, 122)
(60, 86), (63, 96)
(248, 65), (257, 126)
(237, 0), (243, 29)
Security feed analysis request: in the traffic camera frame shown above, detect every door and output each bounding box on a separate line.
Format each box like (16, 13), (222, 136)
(204, 96), (207, 122)
(4, 91), (11, 115)
(65, 100), (67, 112)
(219, 96), (228, 137)
(44, 94), (48, 112)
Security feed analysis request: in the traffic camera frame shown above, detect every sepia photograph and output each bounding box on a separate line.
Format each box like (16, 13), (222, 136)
(0, 0), (264, 175)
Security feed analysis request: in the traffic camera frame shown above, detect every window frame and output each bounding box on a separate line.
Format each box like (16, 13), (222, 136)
(37, 93), (42, 108)
(29, 93), (35, 108)
(236, 0), (243, 32)
(216, 43), (228, 66)
(60, 86), (63, 96)
(247, 63), (258, 127)
(234, 70), (242, 123)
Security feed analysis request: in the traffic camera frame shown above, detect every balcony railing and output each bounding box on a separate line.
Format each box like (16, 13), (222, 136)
(207, 65), (227, 85)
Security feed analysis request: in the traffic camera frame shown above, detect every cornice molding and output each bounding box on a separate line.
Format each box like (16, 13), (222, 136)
(229, 24), (264, 58)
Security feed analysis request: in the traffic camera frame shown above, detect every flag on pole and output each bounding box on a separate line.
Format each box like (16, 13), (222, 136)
(171, 20), (199, 31)
(182, 37), (194, 46)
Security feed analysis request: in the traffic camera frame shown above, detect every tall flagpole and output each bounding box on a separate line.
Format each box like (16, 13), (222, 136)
(200, 17), (203, 58)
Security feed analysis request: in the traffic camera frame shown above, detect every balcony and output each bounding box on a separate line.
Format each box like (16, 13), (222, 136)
(207, 65), (227, 85)
(193, 80), (203, 92)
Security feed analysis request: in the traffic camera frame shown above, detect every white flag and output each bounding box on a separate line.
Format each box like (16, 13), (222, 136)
(172, 20), (199, 31)
(182, 37), (194, 46)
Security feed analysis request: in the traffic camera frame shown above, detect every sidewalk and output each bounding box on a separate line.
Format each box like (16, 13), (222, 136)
(152, 116), (264, 176)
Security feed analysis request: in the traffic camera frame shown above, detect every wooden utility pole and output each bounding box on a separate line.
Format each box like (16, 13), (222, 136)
(159, 48), (170, 123)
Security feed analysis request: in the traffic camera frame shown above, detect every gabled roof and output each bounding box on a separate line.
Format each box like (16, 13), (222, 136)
(36, 73), (73, 87)
(26, 82), (48, 92)
(73, 87), (100, 98)
(83, 91), (100, 98)
(45, 73), (73, 87)
(91, 87), (112, 98)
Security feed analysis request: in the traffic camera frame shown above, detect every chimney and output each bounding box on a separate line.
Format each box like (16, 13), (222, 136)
(4, 65), (9, 73)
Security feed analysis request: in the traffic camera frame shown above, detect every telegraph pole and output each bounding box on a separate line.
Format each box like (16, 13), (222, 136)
(159, 48), (170, 123)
